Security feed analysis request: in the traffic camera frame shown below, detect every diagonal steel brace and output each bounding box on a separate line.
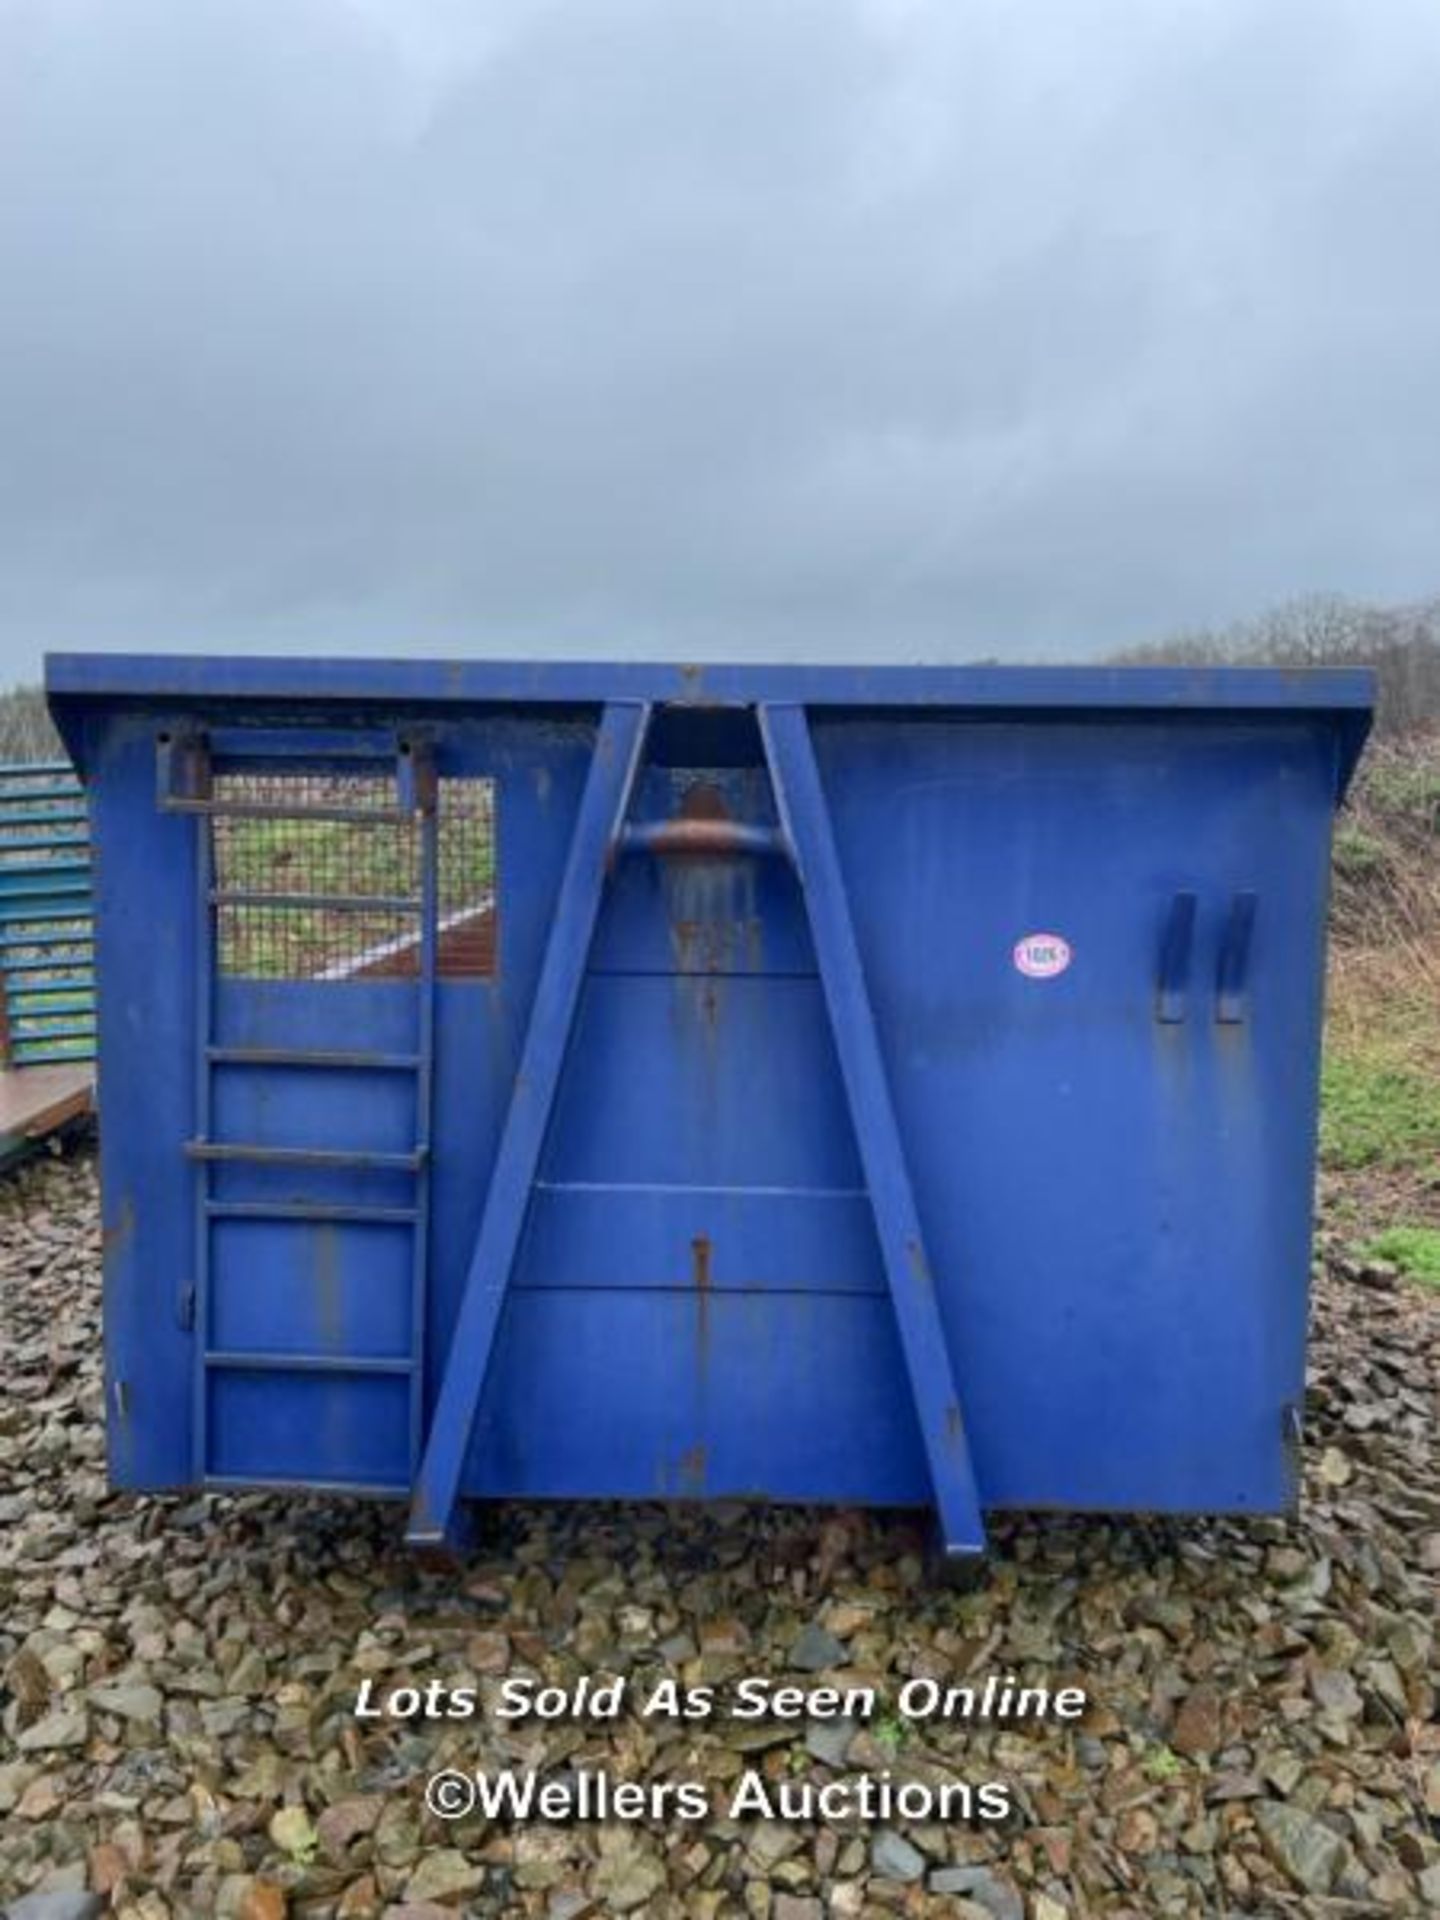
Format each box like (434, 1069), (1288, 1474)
(760, 703), (986, 1561)
(406, 701), (651, 1547)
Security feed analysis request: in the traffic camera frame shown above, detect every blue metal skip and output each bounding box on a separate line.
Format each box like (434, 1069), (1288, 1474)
(46, 655), (1373, 1563)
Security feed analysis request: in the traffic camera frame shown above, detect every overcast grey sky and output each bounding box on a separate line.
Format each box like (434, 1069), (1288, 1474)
(1, 0), (1438, 683)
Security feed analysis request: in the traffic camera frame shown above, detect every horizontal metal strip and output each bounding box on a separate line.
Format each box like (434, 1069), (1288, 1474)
(0, 831), (90, 852)
(8, 991), (96, 1014)
(533, 1179), (867, 1198)
(209, 889), (421, 913)
(0, 783), (83, 803)
(204, 1351), (415, 1374)
(0, 803), (88, 824)
(200, 1474), (407, 1499)
(205, 1200), (419, 1224)
(208, 724), (404, 761)
(169, 798), (417, 825)
(206, 1046), (421, 1070)
(0, 942), (94, 964)
(0, 922), (92, 936)
(11, 1042), (96, 1063)
(5, 975), (95, 998)
(523, 1184), (882, 1294)
(0, 894), (92, 917)
(0, 857), (89, 878)
(186, 1141), (425, 1170)
(0, 899), (93, 923)
(585, 968), (820, 981)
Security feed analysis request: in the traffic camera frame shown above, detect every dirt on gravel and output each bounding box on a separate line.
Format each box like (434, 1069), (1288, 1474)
(1, 1144), (1437, 1919)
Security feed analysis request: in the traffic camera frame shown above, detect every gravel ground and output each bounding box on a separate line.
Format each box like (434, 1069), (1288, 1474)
(1, 1142), (1436, 1919)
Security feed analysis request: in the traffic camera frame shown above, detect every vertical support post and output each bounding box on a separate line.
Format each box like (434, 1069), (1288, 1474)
(760, 703), (986, 1562)
(189, 798), (216, 1480)
(409, 740), (439, 1473)
(406, 701), (651, 1548)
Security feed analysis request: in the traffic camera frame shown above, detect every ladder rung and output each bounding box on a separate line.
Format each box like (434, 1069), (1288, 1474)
(168, 798), (416, 825)
(206, 1200), (419, 1224)
(209, 890), (421, 913)
(204, 1351), (415, 1375)
(185, 1141), (425, 1171)
(206, 1046), (421, 1071)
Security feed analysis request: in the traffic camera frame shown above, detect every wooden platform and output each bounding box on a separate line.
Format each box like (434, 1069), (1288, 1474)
(0, 1062), (94, 1165)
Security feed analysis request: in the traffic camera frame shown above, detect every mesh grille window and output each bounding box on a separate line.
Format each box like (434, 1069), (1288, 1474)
(212, 770), (495, 980)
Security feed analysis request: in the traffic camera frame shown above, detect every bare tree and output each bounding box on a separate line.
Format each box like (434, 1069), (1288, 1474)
(0, 685), (64, 763)
(1111, 593), (1440, 734)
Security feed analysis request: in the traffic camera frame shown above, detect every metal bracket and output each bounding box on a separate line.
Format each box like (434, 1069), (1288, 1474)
(156, 728), (212, 809)
(157, 725), (435, 820)
(1156, 892), (1197, 1024)
(405, 702), (652, 1547)
(1216, 891), (1258, 1024)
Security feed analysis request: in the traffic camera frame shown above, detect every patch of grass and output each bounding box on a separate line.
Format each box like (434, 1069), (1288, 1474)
(1319, 1054), (1440, 1171)
(1363, 758), (1440, 821)
(1331, 825), (1394, 881)
(873, 1714), (908, 1754)
(1364, 1225), (1440, 1289)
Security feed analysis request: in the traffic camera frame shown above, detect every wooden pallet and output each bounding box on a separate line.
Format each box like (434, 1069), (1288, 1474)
(0, 1062), (94, 1169)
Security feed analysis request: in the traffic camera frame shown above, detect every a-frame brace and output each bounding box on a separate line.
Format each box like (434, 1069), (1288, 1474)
(405, 701), (986, 1562)
(761, 706), (985, 1560)
(406, 700), (650, 1545)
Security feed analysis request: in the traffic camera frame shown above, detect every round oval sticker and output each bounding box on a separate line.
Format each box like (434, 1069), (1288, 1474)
(1013, 932), (1072, 979)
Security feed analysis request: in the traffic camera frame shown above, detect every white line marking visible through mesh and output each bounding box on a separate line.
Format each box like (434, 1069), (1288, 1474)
(316, 895), (493, 981)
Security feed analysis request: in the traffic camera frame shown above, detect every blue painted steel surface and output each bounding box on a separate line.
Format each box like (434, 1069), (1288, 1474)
(409, 701), (650, 1544)
(762, 704), (984, 1556)
(47, 655), (1373, 1555)
(0, 761), (97, 1067)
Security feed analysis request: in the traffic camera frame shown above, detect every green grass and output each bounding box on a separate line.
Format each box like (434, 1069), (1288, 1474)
(1319, 1054), (1440, 1171)
(1362, 758), (1440, 820)
(873, 1714), (908, 1754)
(214, 795), (494, 978)
(1363, 1225), (1440, 1288)
(1331, 824), (1395, 881)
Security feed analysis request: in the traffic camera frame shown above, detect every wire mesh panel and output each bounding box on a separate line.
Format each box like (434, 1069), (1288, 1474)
(211, 769), (495, 980)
